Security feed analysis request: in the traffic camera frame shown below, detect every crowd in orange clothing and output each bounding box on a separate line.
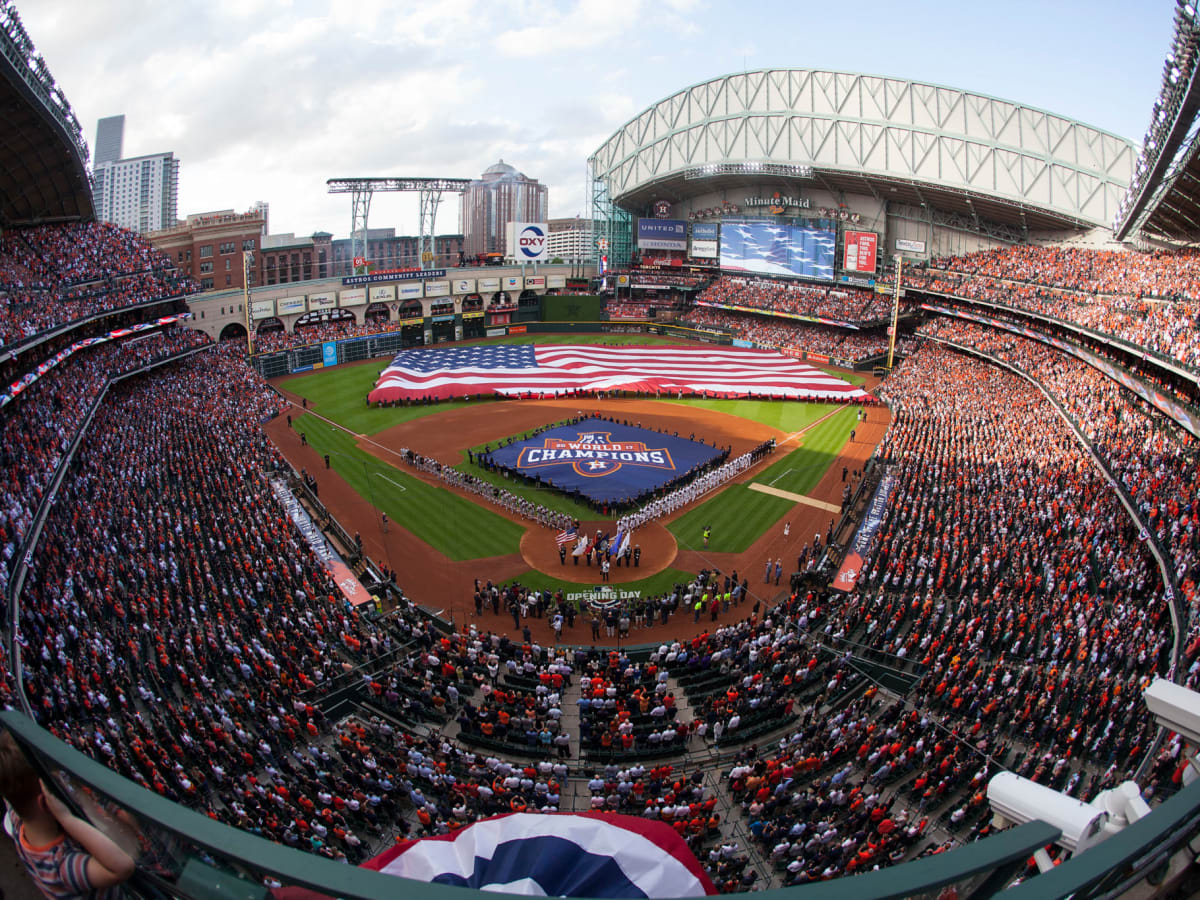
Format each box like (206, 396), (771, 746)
(0, 222), (194, 348)
(904, 246), (1200, 369)
(698, 276), (889, 322)
(917, 317), (1199, 680)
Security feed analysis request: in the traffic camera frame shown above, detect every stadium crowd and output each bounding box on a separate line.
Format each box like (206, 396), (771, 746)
(0, 222), (194, 348)
(904, 246), (1200, 369)
(917, 317), (1199, 680)
(697, 276), (889, 322)
(0, 217), (1194, 891)
(0, 326), (211, 598)
(679, 307), (889, 361)
(253, 318), (408, 355)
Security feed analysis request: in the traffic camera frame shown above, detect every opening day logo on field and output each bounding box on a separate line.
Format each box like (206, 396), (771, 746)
(516, 431), (676, 478)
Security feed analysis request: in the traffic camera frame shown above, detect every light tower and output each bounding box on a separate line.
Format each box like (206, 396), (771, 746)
(326, 177), (472, 271)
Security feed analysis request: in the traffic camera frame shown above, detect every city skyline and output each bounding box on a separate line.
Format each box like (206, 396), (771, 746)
(21, 0), (1173, 240)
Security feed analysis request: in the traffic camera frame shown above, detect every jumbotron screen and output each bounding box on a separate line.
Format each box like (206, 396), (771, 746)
(719, 217), (836, 280)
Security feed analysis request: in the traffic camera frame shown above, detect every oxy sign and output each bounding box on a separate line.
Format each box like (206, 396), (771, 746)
(511, 222), (549, 261)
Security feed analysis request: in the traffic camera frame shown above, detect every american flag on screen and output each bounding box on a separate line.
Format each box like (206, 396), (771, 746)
(367, 344), (867, 403)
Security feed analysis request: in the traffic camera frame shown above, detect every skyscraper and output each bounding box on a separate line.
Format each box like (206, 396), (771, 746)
(462, 160), (548, 258)
(91, 117), (179, 234)
(93, 115), (125, 165)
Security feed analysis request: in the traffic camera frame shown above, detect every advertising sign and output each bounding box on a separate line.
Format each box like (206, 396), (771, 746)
(277, 295), (307, 315)
(307, 292), (337, 311)
(369, 285), (395, 303)
(637, 218), (687, 251)
(843, 231), (878, 274)
(322, 342), (338, 367)
(250, 299), (275, 320)
(504, 276), (523, 291)
(690, 222), (719, 258)
(397, 282), (424, 300)
(342, 269), (443, 286)
(895, 238), (926, 254)
(546, 275), (566, 288)
(425, 281), (450, 298)
(453, 278), (476, 294)
(509, 222), (549, 261)
(339, 288), (367, 307)
(479, 277), (501, 292)
(524, 276), (546, 289)
(831, 473), (897, 592)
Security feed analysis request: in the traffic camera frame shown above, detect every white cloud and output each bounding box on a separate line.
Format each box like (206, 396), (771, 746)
(15, 0), (1166, 235)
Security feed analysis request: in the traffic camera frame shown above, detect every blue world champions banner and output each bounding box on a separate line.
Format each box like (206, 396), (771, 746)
(486, 417), (723, 505)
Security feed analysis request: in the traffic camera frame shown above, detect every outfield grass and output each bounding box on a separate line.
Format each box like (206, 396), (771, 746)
(291, 413), (524, 559)
(821, 367), (868, 386)
(661, 397), (834, 432)
(281, 365), (493, 437)
(279, 334), (694, 436)
(668, 405), (859, 552)
(752, 405), (860, 495)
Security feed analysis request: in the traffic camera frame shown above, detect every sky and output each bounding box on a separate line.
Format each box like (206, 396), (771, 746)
(19, 0), (1176, 240)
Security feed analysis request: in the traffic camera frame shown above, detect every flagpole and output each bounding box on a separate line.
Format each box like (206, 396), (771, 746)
(886, 255), (903, 370)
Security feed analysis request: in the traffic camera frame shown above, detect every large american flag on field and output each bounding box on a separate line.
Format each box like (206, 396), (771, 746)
(367, 344), (868, 403)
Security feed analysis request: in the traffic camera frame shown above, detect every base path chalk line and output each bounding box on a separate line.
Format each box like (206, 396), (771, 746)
(748, 482), (842, 514)
(374, 473), (407, 492)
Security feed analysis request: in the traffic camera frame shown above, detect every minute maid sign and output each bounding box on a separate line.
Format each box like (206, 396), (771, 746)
(517, 430), (675, 477)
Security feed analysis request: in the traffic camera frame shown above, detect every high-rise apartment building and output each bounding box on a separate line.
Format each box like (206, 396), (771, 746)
(462, 160), (548, 258)
(91, 116), (179, 234)
(93, 115), (124, 165)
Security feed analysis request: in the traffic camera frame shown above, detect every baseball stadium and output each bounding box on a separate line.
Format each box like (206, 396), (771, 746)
(3, 2), (1200, 899)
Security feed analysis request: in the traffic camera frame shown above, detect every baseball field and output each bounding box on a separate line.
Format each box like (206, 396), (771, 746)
(266, 334), (887, 643)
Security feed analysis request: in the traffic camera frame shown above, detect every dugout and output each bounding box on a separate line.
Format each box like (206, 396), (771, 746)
(461, 295), (485, 339)
(399, 317), (424, 347)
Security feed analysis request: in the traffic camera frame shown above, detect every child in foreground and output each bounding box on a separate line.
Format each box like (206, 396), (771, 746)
(0, 730), (135, 899)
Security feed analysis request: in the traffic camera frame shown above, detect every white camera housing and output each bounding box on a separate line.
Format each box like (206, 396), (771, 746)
(987, 772), (1108, 854)
(1143, 678), (1200, 745)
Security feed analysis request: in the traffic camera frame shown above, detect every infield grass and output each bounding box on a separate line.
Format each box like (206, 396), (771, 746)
(291, 413), (524, 559)
(668, 405), (860, 552)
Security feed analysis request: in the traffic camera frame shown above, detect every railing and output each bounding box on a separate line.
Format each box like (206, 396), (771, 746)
(0, 707), (1067, 900)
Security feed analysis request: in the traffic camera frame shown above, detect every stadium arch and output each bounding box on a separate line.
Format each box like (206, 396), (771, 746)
(589, 68), (1137, 265)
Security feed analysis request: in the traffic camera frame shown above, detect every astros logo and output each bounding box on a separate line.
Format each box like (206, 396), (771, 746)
(516, 431), (676, 478)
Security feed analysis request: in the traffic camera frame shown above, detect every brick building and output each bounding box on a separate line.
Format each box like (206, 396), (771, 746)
(147, 207), (266, 291)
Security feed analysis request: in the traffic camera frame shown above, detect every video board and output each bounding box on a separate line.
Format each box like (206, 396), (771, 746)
(719, 218), (835, 280)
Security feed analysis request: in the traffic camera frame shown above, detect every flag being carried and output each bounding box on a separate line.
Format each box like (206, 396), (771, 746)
(556, 525), (578, 546)
(367, 343), (869, 403)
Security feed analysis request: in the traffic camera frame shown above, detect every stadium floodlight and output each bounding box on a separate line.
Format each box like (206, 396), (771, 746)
(683, 162), (814, 180)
